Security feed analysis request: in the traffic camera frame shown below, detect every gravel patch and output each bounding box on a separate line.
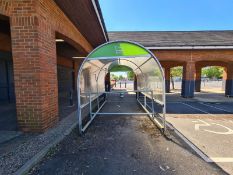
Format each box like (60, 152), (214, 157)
(0, 111), (78, 175)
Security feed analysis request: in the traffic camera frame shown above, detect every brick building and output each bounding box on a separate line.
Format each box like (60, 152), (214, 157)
(109, 31), (233, 98)
(0, 0), (108, 132)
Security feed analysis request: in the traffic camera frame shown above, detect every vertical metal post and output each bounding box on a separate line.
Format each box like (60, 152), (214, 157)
(69, 89), (74, 106)
(162, 75), (167, 132)
(97, 94), (100, 110)
(163, 104), (166, 131)
(144, 94), (146, 108)
(89, 93), (92, 118)
(77, 87), (82, 134)
(151, 91), (155, 117)
(78, 106), (82, 134)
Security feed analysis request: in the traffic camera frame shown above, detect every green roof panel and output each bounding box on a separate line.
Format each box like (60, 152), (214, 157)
(88, 42), (149, 59)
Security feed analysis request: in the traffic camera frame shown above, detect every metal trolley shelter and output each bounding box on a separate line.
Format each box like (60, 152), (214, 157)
(77, 41), (166, 134)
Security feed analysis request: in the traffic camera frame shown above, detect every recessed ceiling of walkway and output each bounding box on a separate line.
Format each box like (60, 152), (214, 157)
(54, 0), (108, 47)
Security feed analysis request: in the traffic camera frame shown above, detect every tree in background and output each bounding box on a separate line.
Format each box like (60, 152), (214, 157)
(127, 71), (134, 80)
(202, 66), (223, 79)
(111, 74), (119, 81)
(119, 75), (124, 80)
(170, 66), (183, 90)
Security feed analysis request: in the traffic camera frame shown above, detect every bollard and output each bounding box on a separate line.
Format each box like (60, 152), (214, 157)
(120, 82), (121, 88)
(125, 82), (126, 88)
(69, 89), (74, 106)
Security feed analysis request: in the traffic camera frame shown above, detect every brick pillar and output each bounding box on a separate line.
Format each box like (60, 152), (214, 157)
(222, 67), (227, 91)
(195, 66), (201, 92)
(181, 62), (195, 98)
(164, 67), (170, 93)
(10, 2), (58, 132)
(225, 62), (233, 97)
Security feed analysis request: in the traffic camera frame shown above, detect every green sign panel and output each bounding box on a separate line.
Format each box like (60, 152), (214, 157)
(88, 42), (149, 59)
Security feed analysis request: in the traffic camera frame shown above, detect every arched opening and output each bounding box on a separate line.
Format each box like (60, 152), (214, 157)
(55, 32), (86, 120)
(200, 66), (225, 93)
(0, 14), (17, 131)
(107, 65), (135, 91)
(194, 61), (228, 100)
(77, 41), (166, 134)
(170, 66), (183, 94)
(161, 61), (185, 96)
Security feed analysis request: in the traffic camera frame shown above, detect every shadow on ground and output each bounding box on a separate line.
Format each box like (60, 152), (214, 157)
(29, 115), (226, 175)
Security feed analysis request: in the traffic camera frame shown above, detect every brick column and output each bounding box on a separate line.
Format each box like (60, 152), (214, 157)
(225, 62), (233, 97)
(164, 67), (170, 93)
(195, 66), (201, 92)
(222, 67), (227, 91)
(10, 2), (58, 132)
(181, 62), (195, 98)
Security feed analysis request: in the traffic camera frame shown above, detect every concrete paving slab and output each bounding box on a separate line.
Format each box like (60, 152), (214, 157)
(166, 101), (233, 174)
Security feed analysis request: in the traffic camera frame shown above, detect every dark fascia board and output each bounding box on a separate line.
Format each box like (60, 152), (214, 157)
(94, 0), (109, 41)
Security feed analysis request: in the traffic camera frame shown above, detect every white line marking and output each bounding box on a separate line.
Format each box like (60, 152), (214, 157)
(193, 119), (211, 131)
(210, 157), (233, 163)
(166, 122), (212, 162)
(167, 102), (233, 163)
(193, 119), (233, 135)
(179, 102), (217, 117)
(205, 123), (233, 135)
(199, 102), (233, 114)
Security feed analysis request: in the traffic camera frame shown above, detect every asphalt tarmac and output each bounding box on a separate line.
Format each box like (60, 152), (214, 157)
(29, 94), (227, 175)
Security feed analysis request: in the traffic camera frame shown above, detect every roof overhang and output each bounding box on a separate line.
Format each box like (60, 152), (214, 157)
(146, 46), (233, 50)
(54, 0), (108, 48)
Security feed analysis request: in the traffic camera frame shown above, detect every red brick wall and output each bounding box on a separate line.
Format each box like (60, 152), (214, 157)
(153, 49), (233, 62)
(154, 49), (233, 86)
(0, 0), (93, 132)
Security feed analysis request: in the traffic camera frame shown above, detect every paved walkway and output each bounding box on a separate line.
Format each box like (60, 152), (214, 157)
(29, 94), (226, 175)
(0, 102), (17, 131)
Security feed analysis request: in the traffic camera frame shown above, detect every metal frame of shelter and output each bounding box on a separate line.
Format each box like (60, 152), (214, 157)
(77, 40), (166, 134)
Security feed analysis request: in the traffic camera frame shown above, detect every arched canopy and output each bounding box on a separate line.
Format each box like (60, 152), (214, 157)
(77, 41), (166, 134)
(77, 40), (165, 106)
(109, 65), (133, 72)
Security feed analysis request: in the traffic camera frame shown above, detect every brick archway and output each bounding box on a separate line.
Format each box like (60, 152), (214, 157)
(195, 61), (228, 93)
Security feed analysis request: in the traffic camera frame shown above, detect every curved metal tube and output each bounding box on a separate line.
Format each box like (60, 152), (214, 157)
(77, 40), (166, 134)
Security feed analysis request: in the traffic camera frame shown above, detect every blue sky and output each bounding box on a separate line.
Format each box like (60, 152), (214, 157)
(99, 0), (233, 31)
